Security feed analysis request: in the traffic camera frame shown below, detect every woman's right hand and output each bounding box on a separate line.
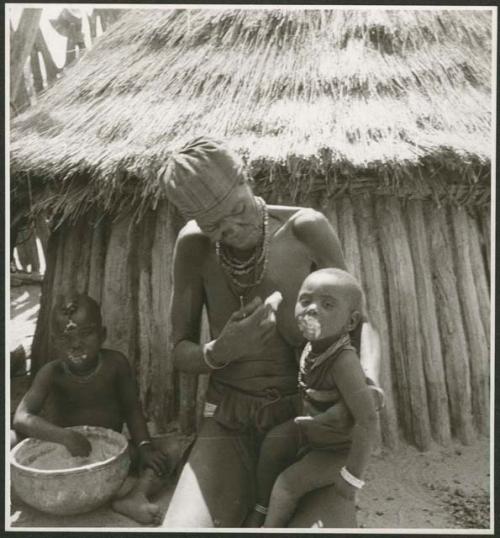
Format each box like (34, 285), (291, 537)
(211, 297), (276, 364)
(63, 430), (92, 457)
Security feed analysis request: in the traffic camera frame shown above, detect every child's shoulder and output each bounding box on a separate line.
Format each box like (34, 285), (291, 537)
(99, 348), (132, 373)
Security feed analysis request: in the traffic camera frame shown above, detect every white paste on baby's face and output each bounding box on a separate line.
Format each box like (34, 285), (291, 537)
(297, 314), (322, 340)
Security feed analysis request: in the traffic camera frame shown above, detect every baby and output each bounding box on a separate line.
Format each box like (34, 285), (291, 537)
(12, 292), (169, 525)
(244, 268), (383, 527)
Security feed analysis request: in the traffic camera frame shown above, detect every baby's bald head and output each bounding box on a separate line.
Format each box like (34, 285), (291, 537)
(301, 268), (363, 312)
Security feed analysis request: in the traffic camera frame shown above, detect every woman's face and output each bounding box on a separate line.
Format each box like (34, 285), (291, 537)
(195, 182), (262, 250)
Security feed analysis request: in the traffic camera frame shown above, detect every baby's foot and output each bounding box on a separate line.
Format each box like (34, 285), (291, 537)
(112, 496), (161, 525)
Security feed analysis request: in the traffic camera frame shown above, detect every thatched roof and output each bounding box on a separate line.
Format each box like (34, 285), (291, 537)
(11, 8), (492, 223)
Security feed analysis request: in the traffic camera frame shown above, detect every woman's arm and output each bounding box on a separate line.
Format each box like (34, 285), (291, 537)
(171, 224), (278, 373)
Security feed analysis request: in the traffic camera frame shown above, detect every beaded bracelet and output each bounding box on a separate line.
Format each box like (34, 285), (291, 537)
(340, 466), (365, 489)
(202, 341), (228, 370)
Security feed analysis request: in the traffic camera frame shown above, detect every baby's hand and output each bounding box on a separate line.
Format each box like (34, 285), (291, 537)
(139, 444), (169, 476)
(63, 430), (92, 457)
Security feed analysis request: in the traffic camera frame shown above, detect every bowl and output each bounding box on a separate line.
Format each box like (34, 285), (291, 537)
(11, 425), (130, 515)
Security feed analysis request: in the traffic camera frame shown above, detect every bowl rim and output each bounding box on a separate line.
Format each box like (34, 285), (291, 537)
(10, 426), (129, 476)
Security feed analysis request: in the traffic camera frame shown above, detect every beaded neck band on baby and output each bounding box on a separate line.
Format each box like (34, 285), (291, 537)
(62, 354), (102, 383)
(215, 196), (270, 292)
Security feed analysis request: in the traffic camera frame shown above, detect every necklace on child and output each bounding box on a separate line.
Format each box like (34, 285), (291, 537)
(62, 354), (102, 383)
(215, 196), (270, 296)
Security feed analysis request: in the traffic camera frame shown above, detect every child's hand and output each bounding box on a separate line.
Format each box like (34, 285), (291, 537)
(139, 444), (169, 476)
(63, 430), (92, 457)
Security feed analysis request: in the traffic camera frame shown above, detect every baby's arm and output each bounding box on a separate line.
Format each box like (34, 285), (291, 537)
(116, 355), (168, 475)
(326, 350), (378, 496)
(13, 363), (91, 456)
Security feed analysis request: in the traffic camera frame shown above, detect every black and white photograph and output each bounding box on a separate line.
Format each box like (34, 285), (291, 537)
(6, 3), (495, 531)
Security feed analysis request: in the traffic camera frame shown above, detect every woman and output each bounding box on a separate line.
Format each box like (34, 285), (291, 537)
(160, 136), (362, 528)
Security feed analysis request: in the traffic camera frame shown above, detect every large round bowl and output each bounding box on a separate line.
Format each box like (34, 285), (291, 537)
(11, 425), (130, 515)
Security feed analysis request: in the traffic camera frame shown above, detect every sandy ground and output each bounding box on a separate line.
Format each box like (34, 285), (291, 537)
(8, 283), (492, 531)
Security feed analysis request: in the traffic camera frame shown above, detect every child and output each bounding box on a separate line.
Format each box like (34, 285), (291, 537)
(12, 292), (169, 525)
(244, 268), (383, 527)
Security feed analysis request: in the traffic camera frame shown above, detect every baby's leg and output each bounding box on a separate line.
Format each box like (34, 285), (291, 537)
(244, 419), (300, 527)
(264, 448), (351, 528)
(112, 440), (165, 525)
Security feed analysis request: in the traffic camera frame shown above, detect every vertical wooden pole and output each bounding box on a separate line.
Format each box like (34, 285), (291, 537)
(87, 216), (108, 304)
(375, 197), (432, 451)
(101, 214), (137, 364)
(405, 200), (451, 445)
(425, 205), (474, 444)
(355, 195), (399, 450)
(31, 229), (60, 373)
(34, 29), (59, 84)
(10, 8), (42, 101)
(136, 211), (156, 419)
(336, 196), (384, 450)
(449, 207), (489, 435)
(479, 207), (490, 281)
(335, 197), (362, 282)
(467, 213), (490, 342)
(150, 201), (178, 431)
(30, 49), (44, 93)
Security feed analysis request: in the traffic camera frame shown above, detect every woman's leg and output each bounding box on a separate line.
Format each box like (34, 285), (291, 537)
(287, 449), (357, 529)
(161, 418), (256, 528)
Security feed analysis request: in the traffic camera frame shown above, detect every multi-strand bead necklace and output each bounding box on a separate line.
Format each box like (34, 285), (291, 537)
(215, 196), (270, 303)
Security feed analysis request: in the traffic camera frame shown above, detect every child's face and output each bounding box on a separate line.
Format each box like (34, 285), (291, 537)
(52, 303), (105, 371)
(295, 273), (357, 343)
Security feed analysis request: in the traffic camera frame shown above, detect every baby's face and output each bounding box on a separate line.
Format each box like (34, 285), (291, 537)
(52, 303), (104, 371)
(295, 273), (355, 342)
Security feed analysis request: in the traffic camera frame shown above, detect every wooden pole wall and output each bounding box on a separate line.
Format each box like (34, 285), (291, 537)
(449, 208), (489, 435)
(425, 205), (474, 444)
(30, 196), (490, 447)
(374, 197), (432, 451)
(405, 200), (451, 445)
(353, 196), (399, 450)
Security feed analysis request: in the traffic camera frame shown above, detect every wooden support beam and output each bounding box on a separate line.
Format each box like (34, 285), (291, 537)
(10, 8), (42, 101)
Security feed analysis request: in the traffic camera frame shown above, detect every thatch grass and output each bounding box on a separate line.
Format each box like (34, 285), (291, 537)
(10, 8), (493, 222)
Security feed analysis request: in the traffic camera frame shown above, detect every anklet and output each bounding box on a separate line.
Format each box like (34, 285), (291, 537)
(254, 504), (268, 515)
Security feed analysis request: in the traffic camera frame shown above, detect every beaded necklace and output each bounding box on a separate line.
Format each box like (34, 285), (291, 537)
(215, 196), (270, 298)
(62, 354), (102, 383)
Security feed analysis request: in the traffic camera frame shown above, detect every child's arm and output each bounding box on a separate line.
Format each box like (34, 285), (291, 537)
(116, 355), (169, 476)
(13, 363), (91, 456)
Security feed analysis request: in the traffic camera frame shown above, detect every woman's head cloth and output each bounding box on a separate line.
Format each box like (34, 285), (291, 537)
(161, 137), (245, 219)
